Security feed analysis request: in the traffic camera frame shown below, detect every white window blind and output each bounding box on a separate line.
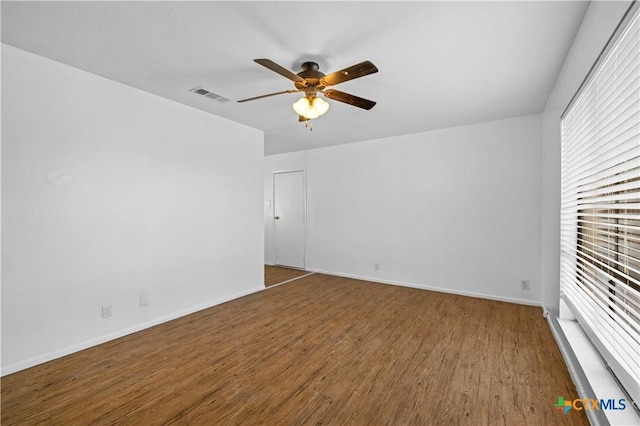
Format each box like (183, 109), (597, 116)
(560, 3), (640, 408)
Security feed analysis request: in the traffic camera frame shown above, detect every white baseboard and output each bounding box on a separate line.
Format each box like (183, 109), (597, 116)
(1, 286), (264, 376)
(307, 268), (541, 307)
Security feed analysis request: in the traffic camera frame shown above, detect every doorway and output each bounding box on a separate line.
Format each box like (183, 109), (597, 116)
(273, 171), (306, 269)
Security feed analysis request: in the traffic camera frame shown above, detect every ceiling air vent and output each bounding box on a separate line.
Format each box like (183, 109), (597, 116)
(189, 87), (230, 103)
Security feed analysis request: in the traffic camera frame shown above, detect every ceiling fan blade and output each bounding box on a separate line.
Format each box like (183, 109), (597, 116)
(237, 89), (300, 103)
(320, 61), (378, 87)
(324, 89), (376, 110)
(254, 59), (306, 84)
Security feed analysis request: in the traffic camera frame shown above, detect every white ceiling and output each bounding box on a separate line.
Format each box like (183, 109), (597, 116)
(1, 1), (590, 155)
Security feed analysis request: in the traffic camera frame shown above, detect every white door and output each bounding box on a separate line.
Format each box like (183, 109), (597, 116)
(274, 171), (305, 269)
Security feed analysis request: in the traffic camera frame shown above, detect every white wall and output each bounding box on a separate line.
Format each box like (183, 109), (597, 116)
(1, 45), (264, 374)
(266, 114), (542, 305)
(541, 1), (632, 317)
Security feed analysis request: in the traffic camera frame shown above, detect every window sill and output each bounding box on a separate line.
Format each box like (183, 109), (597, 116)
(556, 318), (639, 425)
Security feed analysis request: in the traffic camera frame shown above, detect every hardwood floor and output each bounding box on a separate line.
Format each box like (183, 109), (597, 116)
(264, 264), (309, 287)
(1, 274), (587, 425)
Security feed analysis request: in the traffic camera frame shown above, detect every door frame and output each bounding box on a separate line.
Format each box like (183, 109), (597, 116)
(272, 170), (307, 269)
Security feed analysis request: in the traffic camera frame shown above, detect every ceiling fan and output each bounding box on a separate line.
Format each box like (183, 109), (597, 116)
(237, 59), (378, 123)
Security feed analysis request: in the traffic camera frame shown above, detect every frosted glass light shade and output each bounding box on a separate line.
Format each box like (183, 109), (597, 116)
(293, 97), (329, 119)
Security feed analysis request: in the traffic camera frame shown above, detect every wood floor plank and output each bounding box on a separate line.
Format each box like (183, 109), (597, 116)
(1, 274), (588, 425)
(264, 265), (308, 287)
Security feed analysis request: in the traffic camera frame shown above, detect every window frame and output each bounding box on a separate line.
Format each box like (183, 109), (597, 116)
(560, 0), (640, 411)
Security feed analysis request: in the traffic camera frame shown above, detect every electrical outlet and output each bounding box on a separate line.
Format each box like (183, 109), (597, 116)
(139, 292), (149, 307)
(101, 304), (112, 319)
(521, 280), (530, 290)
(374, 262), (380, 271)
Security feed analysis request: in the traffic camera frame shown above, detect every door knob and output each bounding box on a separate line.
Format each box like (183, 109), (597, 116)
(274, 216), (280, 220)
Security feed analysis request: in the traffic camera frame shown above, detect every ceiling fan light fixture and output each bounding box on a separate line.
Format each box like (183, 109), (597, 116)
(293, 96), (329, 119)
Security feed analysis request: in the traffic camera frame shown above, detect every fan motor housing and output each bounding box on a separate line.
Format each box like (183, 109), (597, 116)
(296, 62), (325, 89)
